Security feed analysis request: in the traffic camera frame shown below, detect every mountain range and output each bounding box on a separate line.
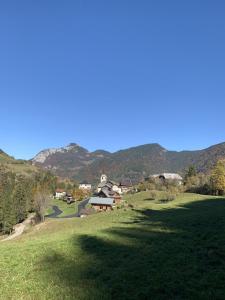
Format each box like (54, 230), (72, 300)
(30, 142), (225, 183)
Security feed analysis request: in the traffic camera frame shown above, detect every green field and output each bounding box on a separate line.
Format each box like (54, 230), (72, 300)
(46, 198), (79, 217)
(0, 192), (225, 299)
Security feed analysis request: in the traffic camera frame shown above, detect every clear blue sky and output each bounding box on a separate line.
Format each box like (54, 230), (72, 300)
(0, 0), (225, 159)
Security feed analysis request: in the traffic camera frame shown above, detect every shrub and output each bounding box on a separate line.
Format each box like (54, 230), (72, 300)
(149, 191), (157, 200)
(159, 192), (176, 203)
(166, 193), (176, 201)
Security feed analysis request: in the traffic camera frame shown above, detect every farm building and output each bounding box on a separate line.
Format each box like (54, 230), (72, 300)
(151, 173), (183, 184)
(88, 197), (114, 211)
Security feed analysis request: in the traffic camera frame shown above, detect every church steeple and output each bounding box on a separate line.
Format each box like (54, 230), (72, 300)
(100, 174), (107, 183)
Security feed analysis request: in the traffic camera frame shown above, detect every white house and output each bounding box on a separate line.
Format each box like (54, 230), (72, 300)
(151, 173), (183, 185)
(79, 181), (92, 190)
(55, 189), (66, 199)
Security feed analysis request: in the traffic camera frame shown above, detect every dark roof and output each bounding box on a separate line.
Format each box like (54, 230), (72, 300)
(119, 180), (133, 187)
(56, 189), (66, 193)
(80, 181), (91, 185)
(98, 182), (113, 189)
(99, 187), (119, 198)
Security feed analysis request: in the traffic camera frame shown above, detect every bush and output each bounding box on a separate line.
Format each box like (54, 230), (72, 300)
(166, 193), (176, 201)
(159, 192), (176, 203)
(149, 191), (157, 200)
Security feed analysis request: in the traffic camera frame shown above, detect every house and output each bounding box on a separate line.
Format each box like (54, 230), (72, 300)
(88, 197), (114, 211)
(79, 181), (92, 191)
(55, 189), (66, 199)
(65, 193), (75, 204)
(119, 180), (133, 194)
(151, 173), (183, 185)
(97, 174), (123, 194)
(98, 187), (122, 204)
(96, 174), (123, 205)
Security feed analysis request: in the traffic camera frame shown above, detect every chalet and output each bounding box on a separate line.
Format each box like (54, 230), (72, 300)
(151, 173), (183, 185)
(119, 180), (133, 194)
(97, 174), (123, 194)
(55, 189), (66, 199)
(88, 197), (114, 211)
(98, 187), (122, 204)
(79, 181), (92, 191)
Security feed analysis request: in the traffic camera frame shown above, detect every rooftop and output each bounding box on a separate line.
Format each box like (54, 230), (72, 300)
(80, 181), (91, 185)
(151, 173), (183, 180)
(89, 197), (114, 205)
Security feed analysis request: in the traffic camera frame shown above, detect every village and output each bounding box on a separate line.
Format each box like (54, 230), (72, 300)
(53, 173), (183, 216)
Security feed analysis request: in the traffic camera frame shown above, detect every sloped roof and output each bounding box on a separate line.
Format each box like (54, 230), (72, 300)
(89, 197), (114, 205)
(100, 187), (118, 198)
(152, 173), (183, 180)
(120, 180), (133, 187)
(56, 189), (66, 193)
(98, 182), (113, 188)
(80, 181), (91, 185)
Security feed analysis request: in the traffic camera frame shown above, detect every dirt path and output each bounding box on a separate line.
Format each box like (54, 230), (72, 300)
(1, 214), (35, 242)
(2, 223), (26, 241)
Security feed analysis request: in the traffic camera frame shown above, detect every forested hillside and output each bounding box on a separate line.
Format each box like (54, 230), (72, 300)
(0, 150), (56, 234)
(31, 142), (225, 183)
(75, 142), (225, 182)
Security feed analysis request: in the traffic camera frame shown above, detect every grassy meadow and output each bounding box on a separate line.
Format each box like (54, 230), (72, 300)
(46, 198), (79, 217)
(0, 192), (225, 299)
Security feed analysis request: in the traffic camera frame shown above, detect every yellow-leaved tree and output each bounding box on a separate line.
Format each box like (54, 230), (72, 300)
(210, 160), (225, 195)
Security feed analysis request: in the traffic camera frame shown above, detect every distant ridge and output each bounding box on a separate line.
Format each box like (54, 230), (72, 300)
(30, 141), (225, 182)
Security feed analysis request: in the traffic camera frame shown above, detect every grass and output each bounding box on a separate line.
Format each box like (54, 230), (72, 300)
(46, 198), (79, 217)
(0, 151), (38, 175)
(1, 192), (225, 299)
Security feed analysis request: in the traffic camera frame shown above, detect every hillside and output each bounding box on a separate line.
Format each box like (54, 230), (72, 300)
(0, 149), (38, 176)
(32, 142), (225, 182)
(1, 192), (225, 299)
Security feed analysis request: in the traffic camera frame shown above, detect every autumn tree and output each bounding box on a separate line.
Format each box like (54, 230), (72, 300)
(72, 188), (88, 201)
(34, 189), (51, 221)
(210, 160), (225, 195)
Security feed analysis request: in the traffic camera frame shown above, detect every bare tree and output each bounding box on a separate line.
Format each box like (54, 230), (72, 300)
(34, 190), (51, 222)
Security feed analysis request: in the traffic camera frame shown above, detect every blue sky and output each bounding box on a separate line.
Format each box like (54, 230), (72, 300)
(0, 0), (225, 159)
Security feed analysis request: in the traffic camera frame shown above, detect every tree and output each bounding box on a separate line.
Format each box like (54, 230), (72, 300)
(13, 175), (28, 223)
(72, 188), (88, 201)
(34, 189), (51, 222)
(184, 166), (197, 181)
(210, 160), (225, 195)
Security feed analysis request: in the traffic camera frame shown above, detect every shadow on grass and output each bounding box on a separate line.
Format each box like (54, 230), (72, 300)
(144, 197), (157, 201)
(40, 198), (225, 299)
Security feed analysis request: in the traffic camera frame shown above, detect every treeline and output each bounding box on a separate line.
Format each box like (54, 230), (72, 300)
(184, 160), (225, 195)
(137, 159), (225, 197)
(0, 167), (56, 234)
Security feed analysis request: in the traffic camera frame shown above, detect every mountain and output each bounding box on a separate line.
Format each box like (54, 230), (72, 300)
(32, 143), (111, 178)
(31, 142), (225, 183)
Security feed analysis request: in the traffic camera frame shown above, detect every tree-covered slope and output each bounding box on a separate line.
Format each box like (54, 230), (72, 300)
(31, 142), (225, 182)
